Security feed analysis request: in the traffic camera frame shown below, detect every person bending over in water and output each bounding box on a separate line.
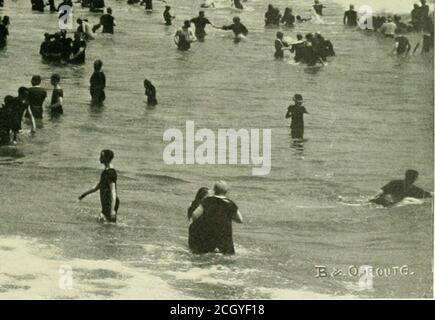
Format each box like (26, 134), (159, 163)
(191, 181), (243, 255)
(90, 59), (106, 105)
(187, 187), (211, 254)
(175, 20), (195, 51)
(221, 16), (248, 40)
(144, 79), (157, 106)
(393, 29), (411, 56)
(286, 94), (308, 140)
(343, 4), (358, 27)
(190, 11), (212, 42)
(163, 6), (175, 26)
(274, 31), (289, 59)
(79, 149), (120, 223)
(370, 170), (432, 207)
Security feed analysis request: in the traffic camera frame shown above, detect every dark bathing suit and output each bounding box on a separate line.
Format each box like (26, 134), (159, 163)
(189, 196), (239, 255)
(99, 168), (120, 222)
(26, 87), (47, 119)
(190, 17), (211, 41)
(344, 10), (358, 26)
(370, 180), (432, 207)
(90, 71), (106, 104)
(50, 88), (64, 116)
(287, 104), (307, 139)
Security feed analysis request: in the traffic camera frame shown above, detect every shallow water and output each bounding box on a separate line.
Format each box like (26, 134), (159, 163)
(0, 0), (433, 299)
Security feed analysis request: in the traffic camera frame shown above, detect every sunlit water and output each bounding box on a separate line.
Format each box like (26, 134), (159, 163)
(0, 0), (433, 299)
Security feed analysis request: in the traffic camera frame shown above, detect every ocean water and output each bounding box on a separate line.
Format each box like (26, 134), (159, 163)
(0, 0), (433, 299)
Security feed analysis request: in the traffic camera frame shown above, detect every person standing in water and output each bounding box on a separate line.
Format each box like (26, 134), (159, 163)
(191, 181), (243, 255)
(187, 187), (211, 254)
(93, 7), (116, 34)
(26, 75), (47, 121)
(79, 149), (120, 223)
(221, 16), (248, 39)
(343, 4), (358, 27)
(0, 15), (9, 49)
(144, 79), (157, 106)
(290, 34), (306, 63)
(286, 94), (308, 140)
(90, 59), (106, 105)
(190, 11), (212, 42)
(163, 6), (175, 26)
(370, 170), (432, 207)
(274, 31), (289, 59)
(281, 8), (295, 27)
(47, 74), (64, 117)
(313, 0), (326, 16)
(232, 0), (243, 10)
(174, 20), (195, 51)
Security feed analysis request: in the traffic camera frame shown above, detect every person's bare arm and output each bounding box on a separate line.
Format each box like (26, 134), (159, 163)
(25, 106), (36, 133)
(109, 182), (117, 220)
(192, 204), (204, 221)
(370, 190), (384, 201)
(79, 183), (100, 200)
(233, 210), (243, 223)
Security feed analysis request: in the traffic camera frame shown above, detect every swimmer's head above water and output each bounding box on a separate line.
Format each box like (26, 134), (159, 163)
(100, 149), (115, 165)
(405, 170), (419, 185)
(214, 181), (229, 196)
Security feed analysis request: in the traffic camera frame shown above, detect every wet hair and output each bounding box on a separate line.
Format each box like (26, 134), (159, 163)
(183, 20), (191, 28)
(107, 7), (112, 14)
(187, 187), (210, 220)
(4, 95), (14, 106)
(405, 170), (419, 183)
(51, 73), (60, 84)
(144, 79), (152, 88)
(233, 16), (241, 23)
(94, 59), (103, 71)
(199, 11), (205, 16)
(77, 18), (82, 24)
(31, 75), (42, 86)
(2, 16), (9, 26)
(297, 33), (303, 40)
(101, 149), (114, 163)
(276, 31), (284, 39)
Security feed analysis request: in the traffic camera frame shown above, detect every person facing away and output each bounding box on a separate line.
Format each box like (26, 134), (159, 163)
(290, 34), (306, 63)
(393, 29), (411, 56)
(47, 73), (64, 117)
(379, 16), (397, 38)
(286, 94), (308, 140)
(79, 149), (120, 223)
(163, 6), (175, 26)
(274, 31), (289, 59)
(343, 4), (358, 26)
(190, 11), (212, 42)
(191, 181), (243, 255)
(281, 8), (295, 27)
(90, 59), (106, 105)
(313, 0), (326, 16)
(144, 79), (157, 106)
(175, 20), (195, 51)
(187, 187), (211, 254)
(222, 16), (248, 38)
(370, 170), (432, 207)
(26, 75), (47, 120)
(93, 7), (116, 34)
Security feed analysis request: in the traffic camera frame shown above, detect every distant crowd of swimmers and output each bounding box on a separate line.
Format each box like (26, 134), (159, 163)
(1, 0), (434, 256)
